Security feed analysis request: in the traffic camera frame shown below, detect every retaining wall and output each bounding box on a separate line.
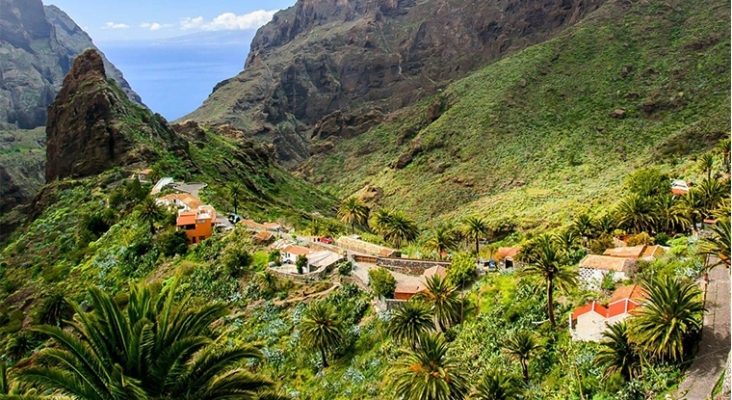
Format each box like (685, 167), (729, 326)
(376, 257), (451, 276)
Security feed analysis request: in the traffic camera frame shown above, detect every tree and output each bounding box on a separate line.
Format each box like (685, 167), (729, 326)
(593, 213), (616, 236)
(472, 372), (521, 400)
(446, 252), (476, 288)
(387, 300), (433, 348)
(463, 216), (490, 257)
(571, 214), (595, 246)
(521, 240), (576, 327)
(552, 230), (580, 254)
(654, 194), (690, 234)
(416, 275), (461, 332)
(370, 208), (393, 236)
(18, 280), (277, 399)
(630, 276), (704, 362)
(368, 267), (397, 298)
(614, 193), (656, 234)
(716, 137), (730, 173)
(225, 182), (244, 215)
(624, 168), (670, 197)
(223, 245), (254, 277)
(698, 153), (715, 180)
(700, 220), (731, 269)
(680, 189), (704, 231)
(338, 197), (369, 233)
(35, 291), (74, 326)
(296, 254), (308, 274)
(136, 196), (165, 235)
(424, 225), (459, 260)
(502, 331), (541, 382)
(694, 178), (730, 219)
(594, 322), (640, 381)
(388, 333), (467, 400)
(299, 301), (343, 368)
(384, 211), (420, 248)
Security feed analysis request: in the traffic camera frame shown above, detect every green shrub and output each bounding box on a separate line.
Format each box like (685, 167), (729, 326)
(296, 254), (308, 274)
(222, 245), (254, 278)
(654, 232), (670, 246)
(447, 252), (477, 288)
(35, 291), (74, 326)
(268, 249), (282, 266)
(338, 261), (353, 276)
(367, 267), (396, 298)
(156, 229), (188, 257)
(626, 232), (654, 246)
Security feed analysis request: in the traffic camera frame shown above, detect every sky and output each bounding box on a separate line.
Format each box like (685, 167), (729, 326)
(47, 0), (297, 42)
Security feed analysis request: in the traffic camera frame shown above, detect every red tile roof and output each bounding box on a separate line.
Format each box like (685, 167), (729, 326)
(573, 285), (647, 320)
(640, 245), (665, 259)
(603, 245), (646, 258)
(283, 245), (312, 256)
(140, 168), (153, 174)
(423, 265), (447, 281)
(579, 255), (637, 272)
(495, 247), (520, 261)
(671, 187), (689, 196)
(177, 211), (197, 226)
(609, 285), (648, 303)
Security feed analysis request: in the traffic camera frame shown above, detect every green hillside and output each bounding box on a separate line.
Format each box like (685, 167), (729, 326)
(306, 0), (730, 229)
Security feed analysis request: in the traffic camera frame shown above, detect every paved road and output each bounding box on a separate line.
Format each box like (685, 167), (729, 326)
(173, 183), (207, 199)
(676, 265), (730, 400)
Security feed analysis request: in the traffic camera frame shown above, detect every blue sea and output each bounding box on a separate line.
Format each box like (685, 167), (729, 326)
(98, 34), (252, 121)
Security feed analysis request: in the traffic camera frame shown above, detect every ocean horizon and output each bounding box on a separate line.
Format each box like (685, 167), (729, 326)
(98, 32), (253, 121)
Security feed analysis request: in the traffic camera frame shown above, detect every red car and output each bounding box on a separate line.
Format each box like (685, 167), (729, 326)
(320, 237), (334, 244)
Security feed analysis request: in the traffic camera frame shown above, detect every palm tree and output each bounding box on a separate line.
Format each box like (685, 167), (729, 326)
(463, 216), (490, 257)
(226, 182), (244, 215)
(383, 211), (420, 248)
(699, 153), (715, 180)
(424, 225), (459, 260)
(614, 194), (656, 234)
(370, 208), (393, 235)
(299, 301), (343, 368)
(35, 291), (74, 326)
(338, 197), (369, 233)
(18, 280), (277, 399)
(552, 231), (579, 254)
(700, 220), (731, 269)
(388, 333), (467, 400)
(654, 194), (691, 234)
(695, 178), (730, 219)
(521, 241), (576, 327)
(472, 372), (521, 400)
(387, 300), (433, 348)
(593, 213), (616, 236)
(630, 276), (704, 362)
(136, 196), (165, 235)
(680, 189), (703, 232)
(594, 322), (640, 381)
(416, 275), (461, 332)
(716, 137), (730, 173)
(571, 214), (595, 240)
(502, 331), (541, 382)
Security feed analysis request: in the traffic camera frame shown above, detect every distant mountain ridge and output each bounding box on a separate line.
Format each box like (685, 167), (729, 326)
(183, 0), (605, 164)
(0, 0), (141, 130)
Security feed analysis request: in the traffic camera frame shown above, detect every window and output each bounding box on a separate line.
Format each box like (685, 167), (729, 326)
(199, 236), (205, 241)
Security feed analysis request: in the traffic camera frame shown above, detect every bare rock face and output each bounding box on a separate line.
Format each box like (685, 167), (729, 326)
(184, 0), (605, 165)
(0, 0), (140, 130)
(45, 49), (186, 182)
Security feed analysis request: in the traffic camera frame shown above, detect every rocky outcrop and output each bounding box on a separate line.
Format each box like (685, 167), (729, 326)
(184, 0), (604, 164)
(45, 49), (186, 182)
(0, 0), (140, 130)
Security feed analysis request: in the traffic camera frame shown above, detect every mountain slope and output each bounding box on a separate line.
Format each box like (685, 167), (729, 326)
(302, 0), (730, 228)
(0, 0), (140, 130)
(183, 0), (605, 164)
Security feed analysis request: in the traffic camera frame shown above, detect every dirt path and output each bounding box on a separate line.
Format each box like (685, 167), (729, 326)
(273, 282), (341, 306)
(676, 264), (730, 400)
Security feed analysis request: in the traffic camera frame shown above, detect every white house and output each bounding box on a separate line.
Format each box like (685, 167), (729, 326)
(156, 193), (202, 213)
(281, 245), (313, 265)
(578, 255), (638, 290)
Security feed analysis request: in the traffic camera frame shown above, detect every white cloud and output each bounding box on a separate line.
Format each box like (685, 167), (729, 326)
(104, 22), (129, 29)
(180, 10), (277, 31)
(140, 22), (173, 31)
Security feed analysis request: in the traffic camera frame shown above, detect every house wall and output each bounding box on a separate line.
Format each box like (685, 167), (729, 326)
(572, 312), (607, 342)
(578, 268), (627, 290)
(377, 257), (451, 276)
(182, 220), (213, 244)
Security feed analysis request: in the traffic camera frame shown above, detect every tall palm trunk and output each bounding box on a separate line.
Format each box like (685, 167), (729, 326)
(233, 197), (238, 214)
(474, 236), (480, 258)
(149, 221), (155, 236)
(547, 278), (555, 327)
(320, 348), (329, 368)
(520, 359), (529, 382)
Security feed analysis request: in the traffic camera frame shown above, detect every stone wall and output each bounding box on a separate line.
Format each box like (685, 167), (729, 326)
(268, 267), (327, 282)
(376, 257), (451, 276)
(335, 236), (399, 257)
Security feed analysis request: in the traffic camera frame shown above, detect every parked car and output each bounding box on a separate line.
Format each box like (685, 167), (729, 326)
(320, 236), (334, 244)
(228, 213), (243, 224)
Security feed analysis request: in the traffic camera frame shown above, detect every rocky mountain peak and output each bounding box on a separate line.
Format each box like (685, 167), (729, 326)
(45, 49), (187, 182)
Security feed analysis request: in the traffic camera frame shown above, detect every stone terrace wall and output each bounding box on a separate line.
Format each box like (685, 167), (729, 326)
(336, 236), (399, 257)
(377, 257), (451, 276)
(269, 267), (327, 282)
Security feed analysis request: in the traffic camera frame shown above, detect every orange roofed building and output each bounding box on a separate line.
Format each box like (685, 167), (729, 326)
(177, 205), (216, 244)
(569, 284), (648, 342)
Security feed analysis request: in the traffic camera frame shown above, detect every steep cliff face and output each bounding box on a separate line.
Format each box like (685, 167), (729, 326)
(0, 0), (140, 130)
(184, 0), (604, 164)
(45, 49), (187, 182)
